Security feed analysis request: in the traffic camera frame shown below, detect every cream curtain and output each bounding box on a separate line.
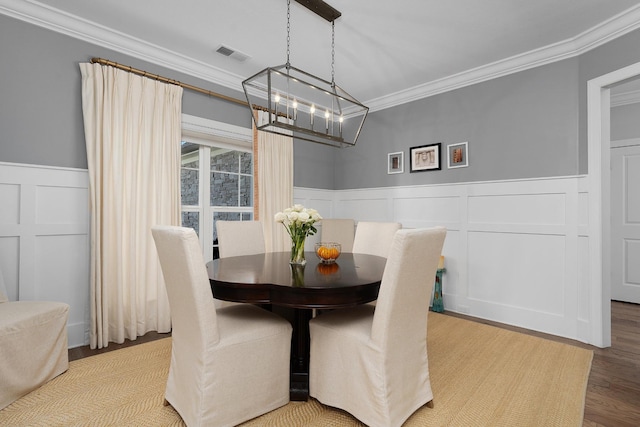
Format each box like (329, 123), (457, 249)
(255, 111), (293, 252)
(80, 63), (182, 349)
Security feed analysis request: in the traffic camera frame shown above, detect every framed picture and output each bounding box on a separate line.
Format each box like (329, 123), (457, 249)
(447, 142), (469, 169)
(410, 143), (441, 172)
(387, 152), (404, 174)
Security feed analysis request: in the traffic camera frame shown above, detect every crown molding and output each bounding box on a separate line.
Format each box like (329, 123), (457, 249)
(0, 0), (246, 92)
(2, 0), (640, 112)
(365, 4), (640, 112)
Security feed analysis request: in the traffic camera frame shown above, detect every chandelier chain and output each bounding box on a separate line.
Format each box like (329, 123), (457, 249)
(286, 0), (291, 66)
(331, 21), (335, 86)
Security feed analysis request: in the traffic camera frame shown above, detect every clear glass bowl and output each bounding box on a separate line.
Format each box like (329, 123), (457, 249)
(315, 242), (342, 264)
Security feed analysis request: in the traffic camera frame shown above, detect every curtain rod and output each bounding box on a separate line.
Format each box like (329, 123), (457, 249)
(90, 57), (249, 107)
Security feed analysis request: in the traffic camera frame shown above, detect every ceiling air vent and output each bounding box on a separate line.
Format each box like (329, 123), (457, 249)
(215, 45), (250, 62)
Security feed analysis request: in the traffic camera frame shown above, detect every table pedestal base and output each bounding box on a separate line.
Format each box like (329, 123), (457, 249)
(290, 308), (312, 401)
(290, 372), (309, 401)
(272, 306), (312, 401)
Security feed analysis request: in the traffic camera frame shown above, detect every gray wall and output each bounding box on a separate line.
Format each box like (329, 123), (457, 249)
(0, 13), (336, 189)
(293, 140), (336, 189)
(333, 26), (640, 190)
(611, 102), (640, 140)
(335, 59), (580, 189)
(3, 13), (640, 190)
(0, 14), (258, 168)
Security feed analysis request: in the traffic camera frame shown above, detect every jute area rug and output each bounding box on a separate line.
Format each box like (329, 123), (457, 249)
(0, 313), (593, 427)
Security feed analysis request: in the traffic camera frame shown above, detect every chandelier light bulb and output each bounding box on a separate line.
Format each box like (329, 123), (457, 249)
(272, 92), (281, 123)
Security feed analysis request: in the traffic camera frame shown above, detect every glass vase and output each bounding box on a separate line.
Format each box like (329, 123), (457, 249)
(290, 234), (306, 265)
(290, 264), (306, 287)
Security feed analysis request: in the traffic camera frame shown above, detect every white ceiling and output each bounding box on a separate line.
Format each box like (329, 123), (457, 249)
(4, 0), (640, 109)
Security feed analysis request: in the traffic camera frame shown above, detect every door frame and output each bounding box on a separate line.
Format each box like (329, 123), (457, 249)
(587, 61), (640, 347)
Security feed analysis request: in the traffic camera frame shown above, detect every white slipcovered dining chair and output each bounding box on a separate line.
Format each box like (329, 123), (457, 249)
(320, 218), (355, 252)
(352, 221), (402, 258)
(0, 267), (69, 410)
(152, 226), (292, 427)
(216, 220), (266, 258)
(215, 220), (266, 308)
(353, 221), (403, 307)
(309, 227), (447, 427)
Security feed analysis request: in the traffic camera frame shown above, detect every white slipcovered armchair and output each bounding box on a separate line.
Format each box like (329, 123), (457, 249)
(0, 267), (69, 409)
(152, 226), (292, 427)
(309, 227), (447, 427)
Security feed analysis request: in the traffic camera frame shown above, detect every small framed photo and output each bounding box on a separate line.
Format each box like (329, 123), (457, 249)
(447, 142), (469, 169)
(387, 152), (404, 174)
(410, 143), (441, 172)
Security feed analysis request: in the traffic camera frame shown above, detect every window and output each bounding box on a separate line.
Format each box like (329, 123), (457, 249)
(180, 115), (253, 261)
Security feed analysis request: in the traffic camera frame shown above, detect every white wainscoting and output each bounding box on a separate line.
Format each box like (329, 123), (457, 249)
(0, 162), (89, 348)
(1, 165), (593, 348)
(295, 175), (593, 344)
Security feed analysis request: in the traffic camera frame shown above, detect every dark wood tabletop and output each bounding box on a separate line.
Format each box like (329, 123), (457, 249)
(206, 251), (386, 308)
(207, 251), (387, 401)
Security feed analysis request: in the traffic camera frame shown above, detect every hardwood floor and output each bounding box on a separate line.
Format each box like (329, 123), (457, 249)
(68, 331), (171, 361)
(68, 301), (640, 426)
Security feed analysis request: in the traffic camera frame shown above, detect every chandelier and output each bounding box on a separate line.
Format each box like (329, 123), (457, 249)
(242, 0), (368, 148)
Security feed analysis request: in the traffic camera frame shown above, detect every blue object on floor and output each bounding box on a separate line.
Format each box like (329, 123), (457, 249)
(431, 268), (446, 313)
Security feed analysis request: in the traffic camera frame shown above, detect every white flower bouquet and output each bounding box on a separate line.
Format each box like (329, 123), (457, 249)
(275, 204), (322, 264)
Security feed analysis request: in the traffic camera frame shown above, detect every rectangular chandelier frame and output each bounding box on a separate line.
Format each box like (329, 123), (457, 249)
(242, 64), (369, 148)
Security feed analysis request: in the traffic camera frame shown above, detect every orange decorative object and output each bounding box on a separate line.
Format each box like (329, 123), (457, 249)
(315, 242), (342, 263)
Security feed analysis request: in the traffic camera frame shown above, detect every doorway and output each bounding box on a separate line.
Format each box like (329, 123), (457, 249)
(610, 80), (640, 304)
(587, 61), (640, 348)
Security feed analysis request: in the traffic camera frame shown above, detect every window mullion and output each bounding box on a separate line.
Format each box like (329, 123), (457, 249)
(201, 145), (213, 262)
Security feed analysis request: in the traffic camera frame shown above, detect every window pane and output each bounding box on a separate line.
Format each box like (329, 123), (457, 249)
(240, 152), (253, 174)
(240, 175), (253, 207)
(211, 172), (238, 206)
(242, 212), (253, 221)
(181, 212), (199, 235)
(213, 212), (241, 223)
(181, 142), (199, 206)
(211, 149), (239, 173)
(181, 169), (199, 205)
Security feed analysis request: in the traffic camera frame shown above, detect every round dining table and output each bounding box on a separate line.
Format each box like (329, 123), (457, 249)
(207, 251), (386, 401)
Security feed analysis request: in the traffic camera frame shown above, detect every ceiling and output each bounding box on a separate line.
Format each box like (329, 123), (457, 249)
(4, 0), (640, 110)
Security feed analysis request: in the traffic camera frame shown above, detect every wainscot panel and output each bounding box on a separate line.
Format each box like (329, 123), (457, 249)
(0, 174), (591, 348)
(298, 176), (593, 344)
(0, 162), (89, 348)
